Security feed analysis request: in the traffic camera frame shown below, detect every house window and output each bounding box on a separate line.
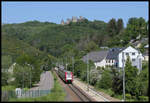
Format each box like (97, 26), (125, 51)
(132, 52), (135, 55)
(126, 53), (129, 56)
(132, 59), (136, 62)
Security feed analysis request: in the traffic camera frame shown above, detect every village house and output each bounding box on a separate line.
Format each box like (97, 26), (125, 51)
(118, 46), (144, 71)
(143, 44), (149, 61)
(105, 47), (125, 67)
(82, 46), (144, 71)
(82, 50), (108, 68)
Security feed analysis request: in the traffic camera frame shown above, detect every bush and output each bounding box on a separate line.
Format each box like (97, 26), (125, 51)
(132, 96), (137, 100)
(125, 93), (131, 100)
(2, 86), (17, 101)
(2, 85), (16, 91)
(97, 70), (112, 89)
(139, 96), (149, 101)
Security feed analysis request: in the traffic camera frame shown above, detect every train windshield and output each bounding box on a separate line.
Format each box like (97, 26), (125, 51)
(67, 72), (72, 78)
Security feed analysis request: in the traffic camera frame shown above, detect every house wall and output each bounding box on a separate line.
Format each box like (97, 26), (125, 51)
(118, 46), (143, 71)
(94, 59), (106, 68)
(144, 56), (149, 61)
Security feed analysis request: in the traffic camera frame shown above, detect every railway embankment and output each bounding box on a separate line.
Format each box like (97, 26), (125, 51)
(73, 78), (121, 102)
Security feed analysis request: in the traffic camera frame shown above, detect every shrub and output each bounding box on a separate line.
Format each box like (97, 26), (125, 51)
(98, 70), (112, 89)
(139, 96), (149, 101)
(125, 93), (131, 100)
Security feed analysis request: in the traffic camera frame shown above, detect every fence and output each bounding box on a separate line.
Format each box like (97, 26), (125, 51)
(1, 89), (51, 101)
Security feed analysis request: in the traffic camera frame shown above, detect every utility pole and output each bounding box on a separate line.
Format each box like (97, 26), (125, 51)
(72, 56), (74, 74)
(66, 57), (67, 70)
(87, 54), (89, 91)
(23, 72), (24, 89)
(30, 66), (32, 89)
(122, 52), (125, 101)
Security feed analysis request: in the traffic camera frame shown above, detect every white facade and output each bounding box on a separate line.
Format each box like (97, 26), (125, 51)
(118, 46), (144, 71)
(94, 58), (106, 68)
(144, 55), (149, 61)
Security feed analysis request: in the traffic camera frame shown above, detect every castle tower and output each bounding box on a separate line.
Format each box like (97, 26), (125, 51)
(79, 16), (83, 20)
(66, 18), (71, 24)
(61, 19), (65, 25)
(72, 16), (78, 22)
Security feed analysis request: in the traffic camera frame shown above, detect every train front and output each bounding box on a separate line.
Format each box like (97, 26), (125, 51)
(65, 71), (73, 84)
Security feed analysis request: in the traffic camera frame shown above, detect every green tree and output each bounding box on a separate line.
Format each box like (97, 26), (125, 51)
(125, 56), (138, 96)
(2, 55), (13, 86)
(136, 61), (149, 97)
(2, 55), (12, 69)
(2, 72), (9, 86)
(106, 18), (117, 37)
(84, 41), (100, 53)
(97, 69), (112, 89)
(74, 59), (87, 78)
(124, 17), (147, 40)
(13, 64), (32, 88)
(16, 54), (42, 84)
(111, 68), (123, 94)
(117, 18), (124, 34)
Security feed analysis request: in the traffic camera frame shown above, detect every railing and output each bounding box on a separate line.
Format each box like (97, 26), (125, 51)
(1, 89), (51, 101)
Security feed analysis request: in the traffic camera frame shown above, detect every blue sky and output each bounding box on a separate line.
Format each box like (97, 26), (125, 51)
(2, 2), (148, 27)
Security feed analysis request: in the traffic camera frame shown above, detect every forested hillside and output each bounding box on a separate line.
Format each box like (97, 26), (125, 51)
(2, 17), (148, 58)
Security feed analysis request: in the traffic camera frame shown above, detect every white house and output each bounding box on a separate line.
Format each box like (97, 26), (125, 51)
(105, 47), (126, 67)
(82, 50), (108, 68)
(82, 46), (144, 72)
(143, 44), (149, 61)
(7, 62), (16, 82)
(118, 46), (144, 71)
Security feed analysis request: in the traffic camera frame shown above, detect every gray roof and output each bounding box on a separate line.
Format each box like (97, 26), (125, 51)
(82, 50), (108, 62)
(106, 47), (126, 61)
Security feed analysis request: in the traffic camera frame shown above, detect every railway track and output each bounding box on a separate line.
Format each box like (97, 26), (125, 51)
(68, 84), (93, 102)
(53, 70), (94, 101)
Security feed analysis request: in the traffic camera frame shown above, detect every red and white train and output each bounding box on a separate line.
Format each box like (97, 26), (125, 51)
(55, 65), (73, 84)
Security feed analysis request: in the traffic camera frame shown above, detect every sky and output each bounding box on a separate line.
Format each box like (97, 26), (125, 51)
(2, 2), (149, 27)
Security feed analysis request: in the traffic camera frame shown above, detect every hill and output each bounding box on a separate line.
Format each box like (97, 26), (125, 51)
(2, 17), (148, 58)
(2, 34), (44, 62)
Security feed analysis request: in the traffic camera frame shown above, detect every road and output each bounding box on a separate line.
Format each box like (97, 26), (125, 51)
(31, 71), (54, 90)
(20, 71), (54, 98)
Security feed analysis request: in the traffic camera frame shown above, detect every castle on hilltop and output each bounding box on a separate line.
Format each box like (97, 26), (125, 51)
(61, 16), (85, 25)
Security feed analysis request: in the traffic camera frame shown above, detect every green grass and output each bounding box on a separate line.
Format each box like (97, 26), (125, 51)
(9, 70), (66, 101)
